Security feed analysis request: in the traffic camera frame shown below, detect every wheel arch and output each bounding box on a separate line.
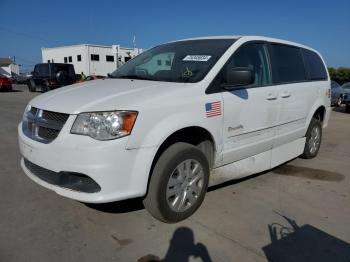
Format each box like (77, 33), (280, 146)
(145, 125), (217, 192)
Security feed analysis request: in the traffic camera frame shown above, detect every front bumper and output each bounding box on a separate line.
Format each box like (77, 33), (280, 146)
(18, 116), (156, 203)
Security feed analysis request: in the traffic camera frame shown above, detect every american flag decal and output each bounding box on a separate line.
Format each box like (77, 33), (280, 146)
(205, 101), (221, 118)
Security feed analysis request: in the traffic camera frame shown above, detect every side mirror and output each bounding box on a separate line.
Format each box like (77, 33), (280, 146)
(222, 67), (255, 90)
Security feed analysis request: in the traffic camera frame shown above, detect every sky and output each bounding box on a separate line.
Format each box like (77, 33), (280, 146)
(0, 0), (349, 72)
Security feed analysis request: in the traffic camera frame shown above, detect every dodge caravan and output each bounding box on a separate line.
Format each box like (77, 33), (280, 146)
(18, 36), (331, 222)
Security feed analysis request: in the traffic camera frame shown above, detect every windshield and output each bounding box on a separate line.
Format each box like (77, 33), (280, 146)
(110, 39), (236, 83)
(342, 83), (350, 89)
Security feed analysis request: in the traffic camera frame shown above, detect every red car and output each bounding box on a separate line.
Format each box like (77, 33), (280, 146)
(76, 75), (105, 83)
(0, 75), (12, 91)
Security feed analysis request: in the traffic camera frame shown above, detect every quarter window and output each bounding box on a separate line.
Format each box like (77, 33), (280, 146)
(302, 49), (327, 80)
(270, 44), (306, 84)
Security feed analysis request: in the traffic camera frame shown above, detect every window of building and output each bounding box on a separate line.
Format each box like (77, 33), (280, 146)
(68, 56), (72, 63)
(64, 57), (68, 63)
(77, 55), (81, 62)
(157, 60), (162, 66)
(270, 44), (306, 84)
(91, 54), (100, 61)
(47, 60), (50, 63)
(106, 55), (114, 62)
(125, 56), (131, 63)
(301, 49), (327, 81)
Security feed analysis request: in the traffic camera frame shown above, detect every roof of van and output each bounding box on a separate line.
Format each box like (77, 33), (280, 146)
(172, 35), (317, 53)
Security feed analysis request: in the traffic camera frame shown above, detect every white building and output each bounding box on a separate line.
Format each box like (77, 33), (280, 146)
(0, 58), (19, 77)
(41, 44), (143, 76)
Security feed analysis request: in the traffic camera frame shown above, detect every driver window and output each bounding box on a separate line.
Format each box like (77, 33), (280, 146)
(223, 43), (271, 87)
(135, 52), (174, 77)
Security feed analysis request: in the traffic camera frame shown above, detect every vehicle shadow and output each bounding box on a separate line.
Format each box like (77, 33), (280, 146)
(84, 197), (144, 213)
(138, 227), (212, 262)
(262, 212), (350, 262)
(0, 89), (23, 93)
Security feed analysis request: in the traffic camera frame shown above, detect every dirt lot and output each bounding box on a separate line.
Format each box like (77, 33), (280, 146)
(1, 85), (350, 262)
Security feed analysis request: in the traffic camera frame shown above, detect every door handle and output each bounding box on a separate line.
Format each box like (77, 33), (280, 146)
(266, 93), (277, 100)
(281, 91), (291, 98)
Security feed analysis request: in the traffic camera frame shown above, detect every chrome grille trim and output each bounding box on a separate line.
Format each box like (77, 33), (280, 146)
(22, 107), (69, 143)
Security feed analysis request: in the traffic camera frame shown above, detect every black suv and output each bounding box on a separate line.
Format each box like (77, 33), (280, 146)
(28, 63), (76, 92)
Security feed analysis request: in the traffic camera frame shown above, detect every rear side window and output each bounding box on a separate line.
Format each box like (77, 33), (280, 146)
(52, 65), (75, 77)
(302, 49), (327, 80)
(269, 44), (306, 84)
(34, 64), (49, 77)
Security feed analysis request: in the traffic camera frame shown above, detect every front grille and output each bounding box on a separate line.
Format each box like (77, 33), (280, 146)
(22, 107), (69, 143)
(24, 158), (101, 193)
(38, 126), (60, 141)
(42, 110), (69, 123)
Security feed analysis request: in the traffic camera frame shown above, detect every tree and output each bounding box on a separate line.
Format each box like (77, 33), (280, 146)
(327, 67), (350, 85)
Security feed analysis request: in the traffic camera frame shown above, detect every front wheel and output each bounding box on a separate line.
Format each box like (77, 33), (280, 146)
(346, 105), (350, 113)
(28, 80), (36, 92)
(336, 96), (343, 107)
(143, 142), (209, 223)
(300, 118), (322, 159)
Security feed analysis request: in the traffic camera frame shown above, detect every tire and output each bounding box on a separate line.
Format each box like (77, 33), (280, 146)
(336, 96), (343, 107)
(346, 105), (350, 113)
(43, 81), (51, 92)
(300, 118), (322, 159)
(28, 80), (36, 92)
(143, 142), (210, 223)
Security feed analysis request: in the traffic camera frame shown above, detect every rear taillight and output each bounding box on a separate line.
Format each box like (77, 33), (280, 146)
(49, 80), (58, 85)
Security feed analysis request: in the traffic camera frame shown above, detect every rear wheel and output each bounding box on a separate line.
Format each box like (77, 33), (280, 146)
(43, 81), (51, 92)
(301, 118), (322, 159)
(143, 142), (209, 223)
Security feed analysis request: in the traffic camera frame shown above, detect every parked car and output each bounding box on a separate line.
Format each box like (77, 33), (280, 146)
(341, 82), (350, 112)
(18, 36), (330, 223)
(0, 74), (12, 91)
(330, 80), (344, 107)
(11, 73), (30, 84)
(76, 75), (105, 83)
(28, 63), (76, 92)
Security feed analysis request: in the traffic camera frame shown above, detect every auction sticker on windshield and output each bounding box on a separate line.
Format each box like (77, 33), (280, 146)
(183, 55), (211, 62)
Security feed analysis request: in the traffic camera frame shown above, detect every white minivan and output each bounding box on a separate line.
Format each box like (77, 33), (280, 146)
(19, 36), (330, 222)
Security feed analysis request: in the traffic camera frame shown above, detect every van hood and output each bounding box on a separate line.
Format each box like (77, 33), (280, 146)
(29, 79), (185, 114)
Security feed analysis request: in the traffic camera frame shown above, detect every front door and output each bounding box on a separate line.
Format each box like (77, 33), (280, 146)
(221, 43), (278, 165)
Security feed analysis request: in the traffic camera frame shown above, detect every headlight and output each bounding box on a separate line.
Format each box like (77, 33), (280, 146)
(71, 111), (137, 140)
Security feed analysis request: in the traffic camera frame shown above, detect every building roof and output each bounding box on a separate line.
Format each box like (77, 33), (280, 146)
(0, 58), (14, 66)
(41, 44), (138, 51)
